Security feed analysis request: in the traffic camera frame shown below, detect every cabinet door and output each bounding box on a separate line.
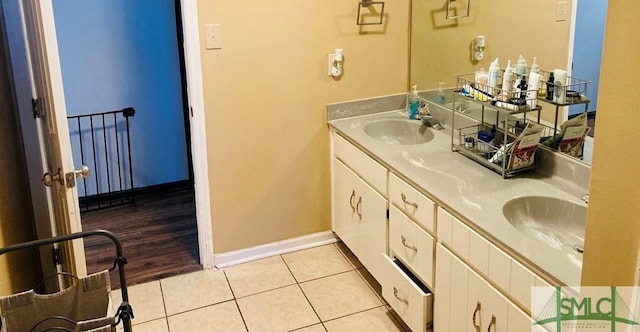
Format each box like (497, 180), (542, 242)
(333, 158), (387, 281)
(435, 244), (471, 332)
(333, 159), (360, 256)
(356, 173), (387, 282)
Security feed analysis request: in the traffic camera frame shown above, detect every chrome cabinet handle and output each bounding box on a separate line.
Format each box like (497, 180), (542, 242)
(401, 235), (418, 252)
(472, 302), (481, 331)
(349, 190), (356, 212)
(401, 193), (418, 209)
(393, 287), (409, 305)
(356, 196), (362, 219)
(487, 315), (496, 332)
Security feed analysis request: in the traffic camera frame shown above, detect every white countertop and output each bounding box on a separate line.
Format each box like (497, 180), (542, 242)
(329, 109), (586, 286)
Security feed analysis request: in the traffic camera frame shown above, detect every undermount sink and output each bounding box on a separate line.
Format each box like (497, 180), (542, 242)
(364, 119), (435, 145)
(502, 196), (587, 253)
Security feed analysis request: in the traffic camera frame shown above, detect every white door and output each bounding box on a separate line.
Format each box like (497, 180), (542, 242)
(13, 0), (87, 278)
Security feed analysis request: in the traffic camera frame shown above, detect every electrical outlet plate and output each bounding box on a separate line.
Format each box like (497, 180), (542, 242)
(556, 1), (569, 22)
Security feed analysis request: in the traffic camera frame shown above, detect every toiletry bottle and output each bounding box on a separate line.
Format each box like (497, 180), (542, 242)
(516, 76), (528, 103)
(530, 57), (539, 74)
(526, 71), (541, 108)
(515, 55), (528, 77)
(475, 68), (488, 93)
(487, 58), (500, 96)
(546, 72), (555, 101)
(408, 85), (420, 119)
(436, 82), (446, 105)
(553, 69), (568, 104)
(526, 57), (541, 108)
(500, 60), (512, 101)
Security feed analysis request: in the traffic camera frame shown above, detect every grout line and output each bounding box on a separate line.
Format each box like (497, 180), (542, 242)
(222, 270), (238, 299)
(320, 304), (388, 323)
(223, 270), (250, 332)
(234, 298), (250, 332)
(158, 279), (170, 329)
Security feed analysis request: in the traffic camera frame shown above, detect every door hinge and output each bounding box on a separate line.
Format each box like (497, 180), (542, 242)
(52, 247), (63, 265)
(386, 208), (389, 220)
(32, 98), (44, 118)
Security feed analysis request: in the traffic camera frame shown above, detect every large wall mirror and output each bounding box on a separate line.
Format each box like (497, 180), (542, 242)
(410, 0), (608, 165)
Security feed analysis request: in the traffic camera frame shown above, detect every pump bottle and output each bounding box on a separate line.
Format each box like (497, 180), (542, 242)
(408, 85), (420, 119)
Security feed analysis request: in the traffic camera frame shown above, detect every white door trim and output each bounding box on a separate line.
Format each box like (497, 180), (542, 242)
(179, 0), (215, 268)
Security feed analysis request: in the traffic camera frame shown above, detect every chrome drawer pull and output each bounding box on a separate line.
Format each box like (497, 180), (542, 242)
(356, 196), (362, 219)
(349, 190), (356, 212)
(401, 193), (418, 209)
(487, 315), (496, 332)
(472, 302), (481, 331)
(401, 235), (418, 252)
(393, 287), (409, 305)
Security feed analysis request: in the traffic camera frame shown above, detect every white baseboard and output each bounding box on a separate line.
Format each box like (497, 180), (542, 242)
(213, 231), (338, 269)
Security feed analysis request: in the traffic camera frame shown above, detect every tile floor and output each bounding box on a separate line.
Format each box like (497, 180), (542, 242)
(112, 242), (410, 332)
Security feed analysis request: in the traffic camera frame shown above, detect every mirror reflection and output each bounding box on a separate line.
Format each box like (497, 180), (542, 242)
(410, 0), (608, 165)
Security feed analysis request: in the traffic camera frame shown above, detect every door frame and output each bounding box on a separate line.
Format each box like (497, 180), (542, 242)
(5, 0), (215, 270)
(176, 0), (215, 269)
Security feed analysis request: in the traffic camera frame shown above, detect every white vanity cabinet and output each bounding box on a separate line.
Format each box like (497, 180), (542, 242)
(435, 244), (544, 332)
(331, 133), (388, 282)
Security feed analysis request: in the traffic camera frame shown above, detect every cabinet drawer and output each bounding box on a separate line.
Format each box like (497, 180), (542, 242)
(389, 173), (435, 232)
(333, 133), (387, 195)
(382, 255), (433, 332)
(389, 206), (435, 288)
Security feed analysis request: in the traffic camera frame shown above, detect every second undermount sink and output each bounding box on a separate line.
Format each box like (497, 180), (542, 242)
(503, 196), (587, 253)
(364, 119), (435, 145)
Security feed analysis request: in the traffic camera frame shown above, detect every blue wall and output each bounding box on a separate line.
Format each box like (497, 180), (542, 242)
(53, 0), (188, 195)
(569, 0), (608, 115)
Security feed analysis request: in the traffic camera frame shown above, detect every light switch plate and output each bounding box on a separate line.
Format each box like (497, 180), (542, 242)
(204, 24), (222, 49)
(556, 1), (569, 22)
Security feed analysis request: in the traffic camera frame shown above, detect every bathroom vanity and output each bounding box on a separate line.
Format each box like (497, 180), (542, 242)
(328, 95), (589, 331)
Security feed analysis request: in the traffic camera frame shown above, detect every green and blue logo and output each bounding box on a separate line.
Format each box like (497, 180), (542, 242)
(533, 286), (639, 331)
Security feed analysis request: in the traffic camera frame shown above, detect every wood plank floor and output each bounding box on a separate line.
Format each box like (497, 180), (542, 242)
(81, 183), (201, 288)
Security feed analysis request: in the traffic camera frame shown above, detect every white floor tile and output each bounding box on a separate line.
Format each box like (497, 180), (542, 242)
(282, 244), (353, 282)
(111, 280), (165, 324)
(161, 269), (233, 315)
(237, 285), (320, 332)
(300, 271), (383, 321)
(167, 300), (247, 332)
(224, 256), (296, 298)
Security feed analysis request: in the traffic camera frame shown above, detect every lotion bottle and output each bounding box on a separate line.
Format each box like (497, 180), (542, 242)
(408, 85), (420, 119)
(500, 60), (513, 100)
(514, 55), (527, 91)
(487, 58), (500, 96)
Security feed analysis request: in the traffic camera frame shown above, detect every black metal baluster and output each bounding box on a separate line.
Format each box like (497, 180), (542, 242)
(102, 114), (112, 208)
(114, 112), (124, 206)
(90, 115), (101, 209)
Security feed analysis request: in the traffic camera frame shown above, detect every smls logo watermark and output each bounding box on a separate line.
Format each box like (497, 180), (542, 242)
(532, 286), (640, 331)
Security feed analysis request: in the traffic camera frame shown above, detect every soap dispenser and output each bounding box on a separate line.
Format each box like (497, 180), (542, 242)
(436, 82), (446, 105)
(408, 85), (420, 120)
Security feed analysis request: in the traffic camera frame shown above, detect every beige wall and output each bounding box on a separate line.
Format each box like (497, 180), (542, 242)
(581, 0), (640, 286)
(197, 0), (410, 253)
(411, 0), (572, 122)
(0, 30), (39, 295)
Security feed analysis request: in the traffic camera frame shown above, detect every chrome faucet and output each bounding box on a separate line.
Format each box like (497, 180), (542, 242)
(417, 102), (444, 130)
(420, 116), (444, 130)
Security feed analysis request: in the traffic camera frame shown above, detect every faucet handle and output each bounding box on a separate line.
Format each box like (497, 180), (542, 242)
(581, 194), (589, 204)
